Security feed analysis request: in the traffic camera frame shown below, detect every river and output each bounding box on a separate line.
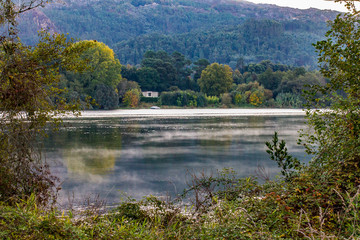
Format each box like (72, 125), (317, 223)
(43, 109), (310, 205)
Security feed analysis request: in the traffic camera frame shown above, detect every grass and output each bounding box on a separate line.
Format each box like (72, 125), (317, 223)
(2, 168), (360, 239)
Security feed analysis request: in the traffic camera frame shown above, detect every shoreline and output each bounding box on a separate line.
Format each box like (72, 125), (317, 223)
(66, 108), (306, 118)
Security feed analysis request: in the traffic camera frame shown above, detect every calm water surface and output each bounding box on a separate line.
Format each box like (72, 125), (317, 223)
(43, 109), (310, 205)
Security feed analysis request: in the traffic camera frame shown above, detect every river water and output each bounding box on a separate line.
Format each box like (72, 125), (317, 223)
(43, 109), (310, 205)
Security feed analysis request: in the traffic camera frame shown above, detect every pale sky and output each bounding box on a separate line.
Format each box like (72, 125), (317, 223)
(246, 0), (356, 12)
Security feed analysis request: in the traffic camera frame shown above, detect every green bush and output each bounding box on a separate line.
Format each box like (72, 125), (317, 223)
(275, 92), (304, 108)
(205, 95), (220, 105)
(160, 90), (207, 107)
(140, 96), (159, 103)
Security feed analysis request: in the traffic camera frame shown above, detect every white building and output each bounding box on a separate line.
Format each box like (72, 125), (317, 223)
(142, 91), (159, 98)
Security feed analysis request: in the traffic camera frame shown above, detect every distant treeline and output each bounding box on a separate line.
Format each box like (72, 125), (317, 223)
(114, 19), (327, 69)
(60, 41), (326, 110)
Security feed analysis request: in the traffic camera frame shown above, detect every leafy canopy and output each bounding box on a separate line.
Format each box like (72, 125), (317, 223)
(0, 0), (91, 205)
(299, 0), (360, 191)
(198, 63), (233, 97)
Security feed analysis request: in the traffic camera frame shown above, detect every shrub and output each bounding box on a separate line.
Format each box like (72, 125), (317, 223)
(220, 93), (232, 106)
(249, 90), (263, 106)
(275, 93), (303, 108)
(140, 96), (159, 103)
(160, 90), (206, 107)
(93, 84), (119, 109)
(233, 92), (244, 105)
(205, 95), (220, 105)
(122, 89), (141, 108)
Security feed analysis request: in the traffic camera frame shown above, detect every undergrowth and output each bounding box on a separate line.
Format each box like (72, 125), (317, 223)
(1, 164), (360, 239)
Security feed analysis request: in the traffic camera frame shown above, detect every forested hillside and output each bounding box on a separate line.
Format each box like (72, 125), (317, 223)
(17, 0), (339, 68)
(114, 19), (326, 68)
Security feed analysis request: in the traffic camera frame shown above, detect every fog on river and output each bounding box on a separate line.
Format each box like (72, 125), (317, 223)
(43, 109), (310, 205)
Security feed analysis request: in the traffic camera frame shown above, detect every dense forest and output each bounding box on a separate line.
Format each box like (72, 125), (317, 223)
(114, 19), (328, 68)
(17, 0), (339, 69)
(60, 41), (326, 109)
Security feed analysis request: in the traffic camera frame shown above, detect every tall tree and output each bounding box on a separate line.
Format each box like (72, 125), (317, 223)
(258, 67), (281, 91)
(302, 0), (360, 191)
(193, 58), (210, 81)
(0, 1), (90, 204)
(141, 50), (177, 91)
(137, 67), (161, 91)
(171, 51), (192, 89)
(64, 40), (122, 109)
(198, 63), (233, 96)
(140, 50), (192, 91)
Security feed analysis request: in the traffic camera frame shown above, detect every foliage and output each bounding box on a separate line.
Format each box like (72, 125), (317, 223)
(113, 16), (332, 69)
(300, 0), (360, 193)
(94, 84), (119, 110)
(233, 93), (245, 106)
(232, 81), (269, 106)
(220, 93), (232, 107)
(62, 40), (122, 109)
(137, 66), (161, 91)
(257, 67), (283, 90)
(160, 90), (206, 107)
(17, 0), (336, 70)
(205, 95), (220, 105)
(249, 90), (264, 106)
(140, 50), (192, 91)
(0, 196), (85, 239)
(117, 79), (141, 98)
(192, 58), (210, 82)
(122, 89), (141, 108)
(275, 92), (303, 108)
(198, 63), (233, 96)
(266, 132), (301, 181)
(141, 96), (159, 103)
(60, 46), (325, 109)
(0, 26), (89, 205)
(275, 71), (325, 97)
(4, 167), (360, 239)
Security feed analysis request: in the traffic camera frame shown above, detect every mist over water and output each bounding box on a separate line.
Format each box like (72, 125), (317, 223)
(44, 109), (309, 205)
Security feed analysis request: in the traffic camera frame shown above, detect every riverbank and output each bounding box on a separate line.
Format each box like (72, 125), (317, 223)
(67, 108), (306, 118)
(2, 169), (359, 239)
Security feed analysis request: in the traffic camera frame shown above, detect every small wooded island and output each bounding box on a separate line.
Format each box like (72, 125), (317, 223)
(1, 0), (360, 239)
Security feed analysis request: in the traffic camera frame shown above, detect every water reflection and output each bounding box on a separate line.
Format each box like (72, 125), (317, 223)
(63, 148), (117, 176)
(44, 113), (310, 204)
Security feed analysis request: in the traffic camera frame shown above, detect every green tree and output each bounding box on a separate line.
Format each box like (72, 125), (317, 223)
(140, 50), (192, 91)
(64, 40), (122, 109)
(171, 51), (192, 89)
(258, 67), (282, 91)
(94, 84), (119, 110)
(302, 0), (360, 191)
(0, 1), (89, 205)
(137, 67), (161, 91)
(121, 65), (139, 83)
(193, 58), (210, 81)
(232, 69), (243, 84)
(141, 50), (177, 91)
(198, 63), (233, 96)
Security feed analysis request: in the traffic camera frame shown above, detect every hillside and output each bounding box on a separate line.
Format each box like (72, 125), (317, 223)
(17, 0), (340, 68)
(114, 19), (327, 68)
